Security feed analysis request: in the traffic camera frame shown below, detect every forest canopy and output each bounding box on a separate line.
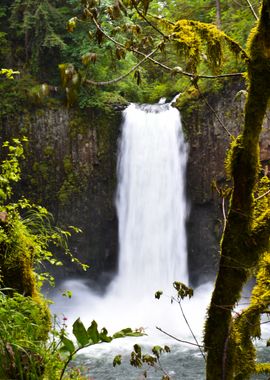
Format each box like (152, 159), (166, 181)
(0, 0), (259, 106)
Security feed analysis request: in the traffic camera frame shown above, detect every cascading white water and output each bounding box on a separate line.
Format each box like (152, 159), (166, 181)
(52, 100), (212, 340)
(112, 102), (188, 298)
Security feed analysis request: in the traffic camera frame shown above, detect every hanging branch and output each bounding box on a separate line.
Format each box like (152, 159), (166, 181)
(130, 0), (168, 38)
(195, 83), (234, 138)
(85, 45), (160, 86)
(90, 17), (245, 81)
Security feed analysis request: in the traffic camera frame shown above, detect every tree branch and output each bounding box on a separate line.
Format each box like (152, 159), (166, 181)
(178, 300), (206, 361)
(245, 0), (259, 20)
(91, 17), (245, 83)
(195, 83), (234, 138)
(254, 188), (270, 201)
(130, 0), (168, 38)
(156, 326), (206, 348)
(222, 197), (227, 232)
(85, 45), (160, 86)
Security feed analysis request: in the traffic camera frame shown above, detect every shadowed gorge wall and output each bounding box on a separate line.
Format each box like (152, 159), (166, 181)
(179, 80), (270, 286)
(2, 81), (270, 287)
(0, 104), (122, 284)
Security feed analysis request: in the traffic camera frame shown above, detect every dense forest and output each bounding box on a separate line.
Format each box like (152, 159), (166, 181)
(1, 0), (270, 379)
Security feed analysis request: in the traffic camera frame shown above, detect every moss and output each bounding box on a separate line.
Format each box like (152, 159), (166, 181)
(231, 250), (270, 379)
(0, 216), (38, 298)
(77, 88), (128, 113)
(205, 2), (270, 379)
(172, 19), (248, 74)
(256, 363), (270, 374)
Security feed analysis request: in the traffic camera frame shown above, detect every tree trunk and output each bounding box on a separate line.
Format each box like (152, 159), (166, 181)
(204, 1), (270, 379)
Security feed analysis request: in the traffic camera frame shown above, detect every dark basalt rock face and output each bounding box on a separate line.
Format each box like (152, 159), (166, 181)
(2, 81), (270, 288)
(179, 80), (270, 287)
(0, 105), (122, 287)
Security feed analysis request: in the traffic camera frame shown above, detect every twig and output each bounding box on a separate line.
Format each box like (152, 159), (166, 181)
(177, 299), (206, 361)
(222, 197), (227, 232)
(245, 0), (258, 20)
(149, 13), (175, 26)
(130, 0), (167, 38)
(85, 45), (160, 86)
(254, 189), (270, 201)
(195, 83), (234, 138)
(156, 326), (206, 349)
(156, 357), (171, 378)
(216, 0), (222, 29)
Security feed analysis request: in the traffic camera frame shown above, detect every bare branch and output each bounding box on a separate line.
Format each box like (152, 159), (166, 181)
(177, 298), (206, 361)
(222, 197), (227, 232)
(156, 357), (171, 378)
(195, 83), (234, 138)
(216, 0), (222, 29)
(245, 0), (259, 20)
(254, 188), (270, 201)
(156, 326), (206, 348)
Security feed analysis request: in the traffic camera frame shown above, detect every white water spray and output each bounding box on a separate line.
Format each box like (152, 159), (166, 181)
(53, 101), (211, 340)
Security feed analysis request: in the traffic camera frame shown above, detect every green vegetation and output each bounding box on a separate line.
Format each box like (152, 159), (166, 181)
(2, 0), (270, 379)
(69, 0), (270, 378)
(0, 136), (143, 379)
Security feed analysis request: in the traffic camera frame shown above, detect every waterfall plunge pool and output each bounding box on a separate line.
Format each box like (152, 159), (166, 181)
(51, 101), (270, 379)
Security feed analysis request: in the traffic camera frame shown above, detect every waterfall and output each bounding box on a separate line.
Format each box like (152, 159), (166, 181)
(52, 100), (213, 339)
(112, 102), (188, 298)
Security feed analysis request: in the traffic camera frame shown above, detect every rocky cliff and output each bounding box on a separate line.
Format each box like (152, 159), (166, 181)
(179, 80), (270, 286)
(1, 104), (122, 287)
(2, 80), (269, 288)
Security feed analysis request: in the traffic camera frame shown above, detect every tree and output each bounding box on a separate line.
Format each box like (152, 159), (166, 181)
(204, 2), (270, 378)
(62, 0), (270, 378)
(3, 0), (71, 81)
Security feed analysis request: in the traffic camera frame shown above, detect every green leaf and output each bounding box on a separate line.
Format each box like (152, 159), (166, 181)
(134, 344), (142, 356)
(113, 327), (144, 338)
(62, 290), (72, 299)
(67, 17), (78, 32)
(113, 354), (122, 367)
(87, 320), (100, 344)
(60, 337), (75, 354)
(99, 328), (112, 343)
(72, 318), (89, 346)
(164, 345), (170, 353)
(113, 327), (132, 338)
(142, 354), (157, 366)
(82, 52), (97, 65)
(152, 345), (162, 358)
(173, 281), (193, 299)
(155, 290), (163, 299)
